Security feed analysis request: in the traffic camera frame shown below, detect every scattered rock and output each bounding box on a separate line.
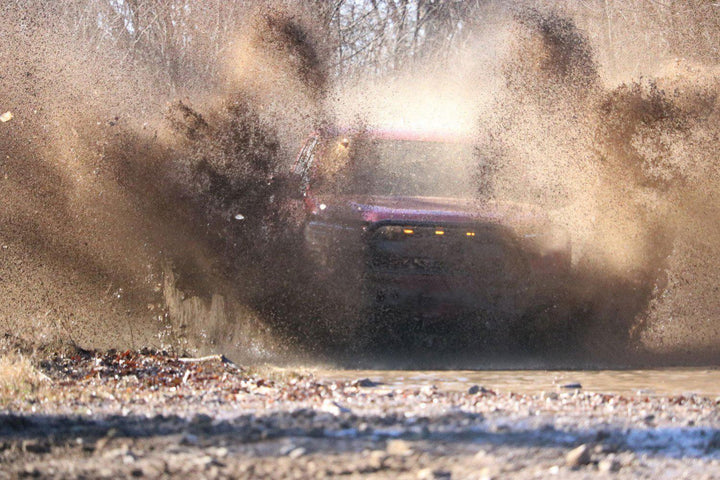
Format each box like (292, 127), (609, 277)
(279, 443), (298, 456)
(598, 457), (621, 473)
(288, 447), (307, 459)
(22, 439), (50, 454)
(368, 450), (387, 468)
(353, 378), (380, 388)
(565, 444), (591, 468)
(23, 465), (40, 477)
(166, 454), (192, 474)
(103, 445), (130, 459)
(211, 447), (229, 458)
(320, 400), (351, 415)
(291, 408), (315, 418)
(0, 111), (13, 123)
(122, 451), (138, 464)
(190, 455), (216, 469)
(420, 385), (437, 396)
(92, 438), (108, 454)
(473, 449), (495, 464)
(3, 348), (719, 477)
(137, 459), (166, 477)
(418, 467), (452, 479)
(594, 430), (611, 442)
(386, 439), (412, 456)
(418, 467), (434, 479)
(561, 383), (582, 389)
(180, 433), (199, 446)
(190, 413), (213, 426)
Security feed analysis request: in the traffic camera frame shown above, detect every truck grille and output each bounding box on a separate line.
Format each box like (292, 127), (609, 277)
(366, 222), (523, 280)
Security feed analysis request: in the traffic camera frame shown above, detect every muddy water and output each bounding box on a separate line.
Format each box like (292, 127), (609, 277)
(315, 368), (720, 397)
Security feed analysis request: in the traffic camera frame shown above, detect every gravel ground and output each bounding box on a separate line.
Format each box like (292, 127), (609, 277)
(2, 350), (720, 479)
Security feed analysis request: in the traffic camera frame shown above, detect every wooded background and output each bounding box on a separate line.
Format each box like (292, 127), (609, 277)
(7, 0), (719, 92)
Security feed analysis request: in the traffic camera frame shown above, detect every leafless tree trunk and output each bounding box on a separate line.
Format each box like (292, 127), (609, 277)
(27, 0), (720, 88)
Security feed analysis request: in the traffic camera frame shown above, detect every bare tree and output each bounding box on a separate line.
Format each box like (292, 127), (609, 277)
(30, 0), (720, 89)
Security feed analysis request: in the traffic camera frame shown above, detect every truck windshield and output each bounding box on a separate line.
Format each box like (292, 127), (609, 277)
(312, 136), (479, 197)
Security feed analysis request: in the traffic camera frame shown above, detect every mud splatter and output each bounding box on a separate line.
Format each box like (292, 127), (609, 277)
(2, 2), (720, 366)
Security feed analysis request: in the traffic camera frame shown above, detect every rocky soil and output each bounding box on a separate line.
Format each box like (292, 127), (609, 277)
(2, 349), (720, 479)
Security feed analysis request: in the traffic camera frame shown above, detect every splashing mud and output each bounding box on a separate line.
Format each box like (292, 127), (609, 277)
(0, 2), (326, 362)
(485, 8), (720, 364)
(2, 2), (720, 366)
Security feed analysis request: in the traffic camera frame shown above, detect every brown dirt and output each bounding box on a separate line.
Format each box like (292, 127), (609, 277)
(2, 348), (720, 478)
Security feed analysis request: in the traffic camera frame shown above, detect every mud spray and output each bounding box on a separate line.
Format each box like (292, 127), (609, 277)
(1, 1), (720, 366)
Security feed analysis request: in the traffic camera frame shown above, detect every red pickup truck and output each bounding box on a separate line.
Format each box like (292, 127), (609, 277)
(287, 128), (572, 343)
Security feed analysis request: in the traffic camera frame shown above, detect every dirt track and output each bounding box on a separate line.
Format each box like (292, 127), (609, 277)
(2, 350), (720, 479)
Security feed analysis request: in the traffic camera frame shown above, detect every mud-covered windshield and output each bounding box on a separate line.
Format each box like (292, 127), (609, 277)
(312, 136), (478, 197)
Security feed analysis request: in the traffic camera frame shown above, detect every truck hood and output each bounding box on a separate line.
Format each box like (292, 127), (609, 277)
(312, 195), (550, 228)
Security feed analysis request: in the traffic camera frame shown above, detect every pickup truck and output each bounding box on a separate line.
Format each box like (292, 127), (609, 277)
(286, 128), (572, 345)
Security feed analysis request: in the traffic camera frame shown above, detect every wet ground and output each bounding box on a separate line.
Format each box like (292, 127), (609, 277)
(318, 367), (720, 397)
(3, 349), (720, 478)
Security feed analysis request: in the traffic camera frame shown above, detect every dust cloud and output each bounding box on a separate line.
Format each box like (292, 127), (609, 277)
(1, 1), (720, 366)
(468, 6), (720, 364)
(0, 2), (326, 362)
